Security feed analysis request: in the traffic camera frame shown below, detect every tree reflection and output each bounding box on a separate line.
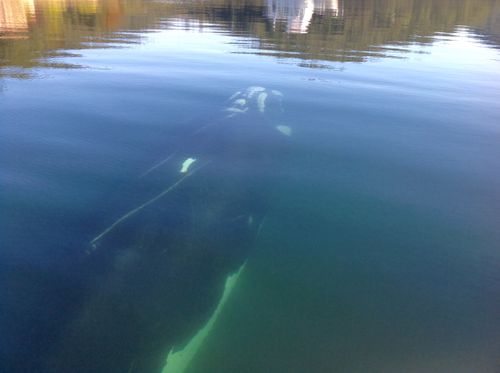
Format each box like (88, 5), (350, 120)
(0, 0), (498, 75)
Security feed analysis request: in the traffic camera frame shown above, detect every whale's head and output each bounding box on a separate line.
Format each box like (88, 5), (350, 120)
(224, 86), (292, 136)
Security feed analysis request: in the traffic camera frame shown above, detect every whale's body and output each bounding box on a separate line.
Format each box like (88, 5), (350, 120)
(48, 87), (290, 373)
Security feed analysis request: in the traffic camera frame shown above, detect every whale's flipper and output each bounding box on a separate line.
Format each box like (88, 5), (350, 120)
(163, 263), (246, 373)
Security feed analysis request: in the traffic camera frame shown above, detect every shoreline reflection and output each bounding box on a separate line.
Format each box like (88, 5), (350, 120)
(0, 0), (498, 73)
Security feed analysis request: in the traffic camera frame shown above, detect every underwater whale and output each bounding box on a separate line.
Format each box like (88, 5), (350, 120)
(46, 87), (291, 373)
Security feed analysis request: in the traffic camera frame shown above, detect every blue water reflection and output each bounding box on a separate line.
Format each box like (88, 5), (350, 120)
(1, 1), (500, 372)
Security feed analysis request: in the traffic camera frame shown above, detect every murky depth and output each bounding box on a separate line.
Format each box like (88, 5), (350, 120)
(1, 1), (500, 372)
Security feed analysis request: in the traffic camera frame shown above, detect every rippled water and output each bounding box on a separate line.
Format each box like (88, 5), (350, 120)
(1, 1), (500, 372)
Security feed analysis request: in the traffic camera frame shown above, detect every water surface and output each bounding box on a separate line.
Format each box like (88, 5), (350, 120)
(1, 0), (500, 372)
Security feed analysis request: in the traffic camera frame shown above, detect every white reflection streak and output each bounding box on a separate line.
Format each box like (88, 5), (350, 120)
(266, 0), (343, 34)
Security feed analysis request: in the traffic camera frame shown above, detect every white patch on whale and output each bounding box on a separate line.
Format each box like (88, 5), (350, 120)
(162, 263), (246, 373)
(225, 107), (248, 114)
(180, 158), (197, 173)
(228, 91), (241, 101)
(276, 125), (292, 136)
(271, 89), (283, 97)
(246, 86), (265, 98)
(257, 92), (268, 112)
(234, 98), (246, 106)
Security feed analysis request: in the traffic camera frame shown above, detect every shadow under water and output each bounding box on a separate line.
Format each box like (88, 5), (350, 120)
(42, 86), (290, 373)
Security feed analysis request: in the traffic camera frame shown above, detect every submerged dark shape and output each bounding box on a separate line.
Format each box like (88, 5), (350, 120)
(46, 87), (291, 373)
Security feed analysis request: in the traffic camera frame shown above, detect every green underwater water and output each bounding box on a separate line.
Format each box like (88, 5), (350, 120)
(1, 0), (500, 372)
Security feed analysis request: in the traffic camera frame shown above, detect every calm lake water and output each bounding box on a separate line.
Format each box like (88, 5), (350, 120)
(1, 0), (500, 372)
